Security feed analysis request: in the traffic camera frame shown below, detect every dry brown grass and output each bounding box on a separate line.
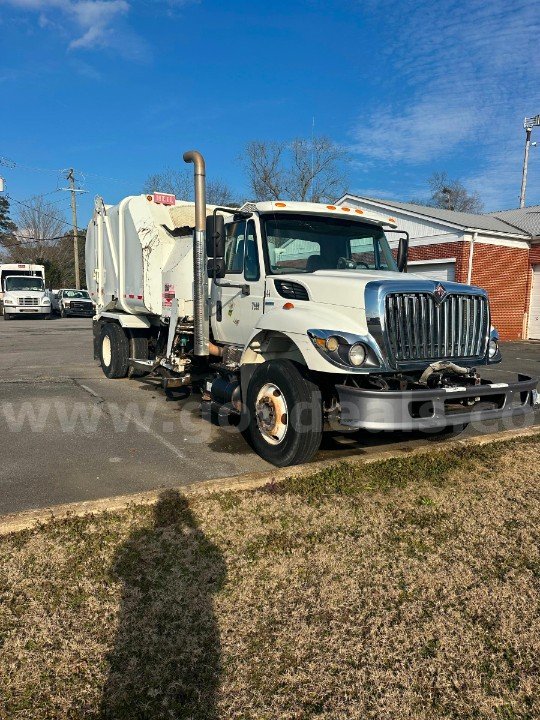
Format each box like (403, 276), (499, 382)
(1, 437), (540, 719)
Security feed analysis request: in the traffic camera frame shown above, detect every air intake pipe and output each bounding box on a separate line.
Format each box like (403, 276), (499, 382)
(183, 150), (209, 356)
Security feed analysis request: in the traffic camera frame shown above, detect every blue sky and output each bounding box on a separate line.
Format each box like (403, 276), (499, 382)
(1, 0), (540, 230)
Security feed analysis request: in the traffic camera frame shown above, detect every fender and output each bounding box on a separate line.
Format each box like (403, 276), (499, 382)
(241, 304), (371, 374)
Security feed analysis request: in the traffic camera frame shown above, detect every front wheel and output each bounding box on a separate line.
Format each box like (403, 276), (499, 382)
(3, 313), (11, 321)
(244, 360), (322, 467)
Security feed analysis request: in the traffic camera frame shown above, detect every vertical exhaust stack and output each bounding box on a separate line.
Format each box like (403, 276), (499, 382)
(183, 150), (209, 356)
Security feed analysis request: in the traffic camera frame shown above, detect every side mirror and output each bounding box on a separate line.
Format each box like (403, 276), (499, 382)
(205, 213), (225, 258)
(207, 257), (226, 279)
(397, 236), (409, 272)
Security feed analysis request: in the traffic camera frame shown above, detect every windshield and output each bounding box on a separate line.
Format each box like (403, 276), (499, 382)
(5, 276), (45, 292)
(62, 290), (90, 299)
(263, 214), (397, 274)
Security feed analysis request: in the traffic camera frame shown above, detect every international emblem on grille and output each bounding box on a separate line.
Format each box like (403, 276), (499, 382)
(433, 283), (447, 304)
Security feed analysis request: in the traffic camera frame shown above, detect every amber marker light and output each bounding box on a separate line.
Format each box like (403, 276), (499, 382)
(275, 202), (287, 207)
(283, 302), (295, 310)
(146, 195), (153, 201)
(326, 205), (336, 210)
(341, 207), (351, 212)
(355, 209), (364, 215)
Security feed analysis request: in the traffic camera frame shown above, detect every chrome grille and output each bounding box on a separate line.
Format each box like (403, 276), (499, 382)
(385, 292), (489, 362)
(18, 297), (39, 306)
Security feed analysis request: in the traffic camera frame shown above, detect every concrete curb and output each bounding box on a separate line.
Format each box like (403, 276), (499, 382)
(1, 426), (538, 535)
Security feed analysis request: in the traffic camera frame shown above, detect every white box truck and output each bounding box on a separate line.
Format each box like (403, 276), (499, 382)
(1, 263), (51, 320)
(85, 151), (537, 466)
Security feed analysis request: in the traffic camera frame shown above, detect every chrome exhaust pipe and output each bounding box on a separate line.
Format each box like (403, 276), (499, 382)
(183, 150), (209, 356)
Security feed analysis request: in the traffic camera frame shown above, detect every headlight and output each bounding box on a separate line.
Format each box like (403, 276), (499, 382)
(325, 336), (339, 352)
(348, 343), (367, 367)
(488, 339), (498, 358)
(42, 298), (51, 305)
(4, 298), (14, 305)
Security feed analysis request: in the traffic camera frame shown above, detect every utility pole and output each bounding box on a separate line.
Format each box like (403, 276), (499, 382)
(67, 168), (80, 289)
(520, 115), (540, 208)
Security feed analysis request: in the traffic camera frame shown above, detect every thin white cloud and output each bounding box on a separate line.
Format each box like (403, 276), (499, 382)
(1, 0), (133, 53)
(353, 0), (540, 208)
(69, 0), (128, 48)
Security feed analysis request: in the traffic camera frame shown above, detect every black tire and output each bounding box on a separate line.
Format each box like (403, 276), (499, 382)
(60, 307), (66, 318)
(3, 313), (11, 321)
(244, 359), (322, 467)
(127, 330), (150, 378)
(99, 323), (129, 379)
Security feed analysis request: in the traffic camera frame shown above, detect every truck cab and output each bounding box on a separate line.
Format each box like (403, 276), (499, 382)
(1, 265), (51, 320)
(53, 288), (95, 318)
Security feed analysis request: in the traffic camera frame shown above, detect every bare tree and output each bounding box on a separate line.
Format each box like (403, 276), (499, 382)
(244, 136), (348, 202)
(143, 169), (237, 206)
(244, 141), (285, 201)
(3, 197), (76, 285)
(412, 172), (484, 213)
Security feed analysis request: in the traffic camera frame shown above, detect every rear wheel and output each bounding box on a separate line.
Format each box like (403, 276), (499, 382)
(244, 360), (322, 467)
(99, 323), (129, 379)
(127, 330), (150, 378)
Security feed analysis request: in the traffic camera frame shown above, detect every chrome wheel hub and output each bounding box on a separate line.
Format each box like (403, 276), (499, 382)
(255, 382), (288, 445)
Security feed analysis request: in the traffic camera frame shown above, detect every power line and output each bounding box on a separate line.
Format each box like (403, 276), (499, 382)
(1, 155), (132, 185)
(5, 194), (79, 232)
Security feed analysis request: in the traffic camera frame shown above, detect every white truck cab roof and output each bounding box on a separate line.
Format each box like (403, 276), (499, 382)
(243, 201), (399, 229)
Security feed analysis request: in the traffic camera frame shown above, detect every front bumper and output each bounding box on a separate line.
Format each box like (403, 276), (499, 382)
(7, 306), (51, 316)
(62, 307), (94, 316)
(336, 374), (538, 431)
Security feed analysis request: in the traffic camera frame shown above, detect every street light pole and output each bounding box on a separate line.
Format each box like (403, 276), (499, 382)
(520, 115), (540, 209)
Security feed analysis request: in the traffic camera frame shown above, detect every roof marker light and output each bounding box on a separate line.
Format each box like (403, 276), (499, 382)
(388, 217), (396, 222)
(275, 202), (287, 207)
(341, 207), (351, 212)
(355, 209), (364, 215)
(283, 302), (295, 310)
(326, 205), (336, 210)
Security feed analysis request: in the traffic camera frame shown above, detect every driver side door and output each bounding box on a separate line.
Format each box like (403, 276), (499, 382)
(210, 219), (265, 347)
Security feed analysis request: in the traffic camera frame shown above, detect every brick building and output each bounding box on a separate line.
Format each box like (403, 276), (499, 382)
(337, 195), (540, 341)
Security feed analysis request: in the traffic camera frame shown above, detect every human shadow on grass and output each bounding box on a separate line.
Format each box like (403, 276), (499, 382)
(99, 490), (226, 720)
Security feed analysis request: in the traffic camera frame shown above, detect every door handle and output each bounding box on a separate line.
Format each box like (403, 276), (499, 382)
(215, 280), (250, 296)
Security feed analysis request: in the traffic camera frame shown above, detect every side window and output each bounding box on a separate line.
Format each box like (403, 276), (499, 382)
(244, 220), (260, 281)
(349, 237), (384, 269)
(224, 221), (246, 274)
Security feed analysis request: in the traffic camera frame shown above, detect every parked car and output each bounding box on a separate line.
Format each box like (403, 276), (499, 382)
(53, 289), (95, 317)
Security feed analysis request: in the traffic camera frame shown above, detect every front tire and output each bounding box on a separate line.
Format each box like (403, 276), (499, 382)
(244, 360), (322, 467)
(3, 313), (11, 321)
(99, 323), (129, 379)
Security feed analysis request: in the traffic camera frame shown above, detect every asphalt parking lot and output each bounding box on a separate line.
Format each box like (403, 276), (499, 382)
(0, 317), (538, 516)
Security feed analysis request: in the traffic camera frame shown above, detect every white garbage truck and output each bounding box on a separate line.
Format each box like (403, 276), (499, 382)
(0, 263), (51, 320)
(85, 151), (537, 466)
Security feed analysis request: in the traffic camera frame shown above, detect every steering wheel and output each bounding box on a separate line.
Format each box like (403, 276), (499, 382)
(337, 257), (370, 270)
